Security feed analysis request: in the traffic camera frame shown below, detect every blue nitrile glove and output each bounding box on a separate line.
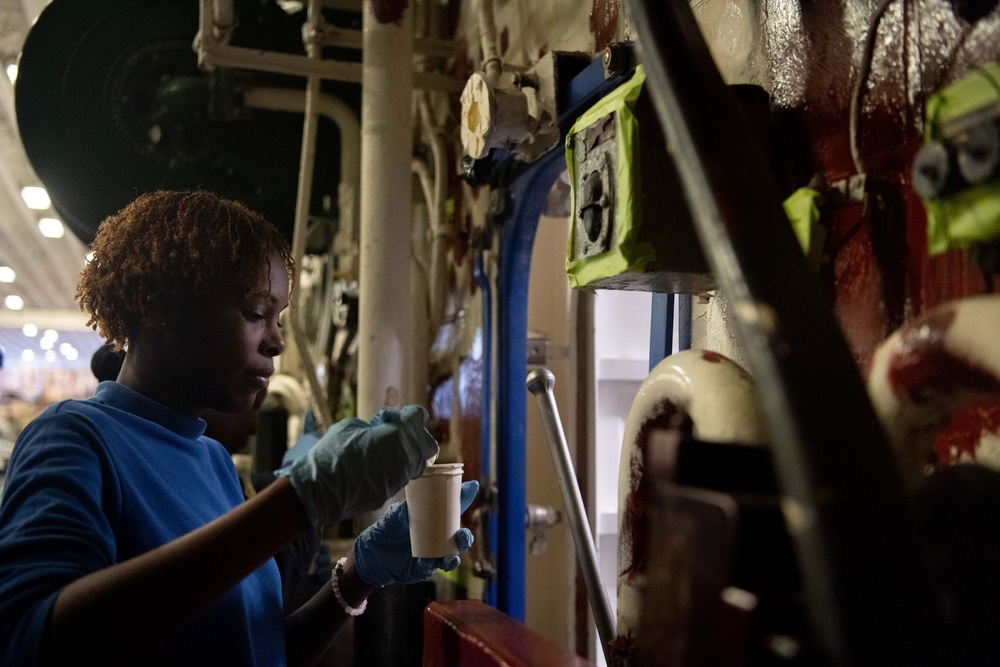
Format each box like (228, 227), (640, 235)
(276, 405), (439, 529)
(282, 429), (322, 468)
(354, 480), (479, 588)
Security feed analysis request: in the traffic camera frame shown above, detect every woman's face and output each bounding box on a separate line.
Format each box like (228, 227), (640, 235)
(177, 254), (289, 414)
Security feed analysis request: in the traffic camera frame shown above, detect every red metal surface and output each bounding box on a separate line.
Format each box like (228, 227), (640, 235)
(423, 599), (595, 667)
(764, 1), (1000, 460)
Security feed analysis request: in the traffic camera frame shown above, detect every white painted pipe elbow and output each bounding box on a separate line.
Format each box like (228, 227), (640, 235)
(615, 348), (767, 645)
(868, 294), (1000, 481)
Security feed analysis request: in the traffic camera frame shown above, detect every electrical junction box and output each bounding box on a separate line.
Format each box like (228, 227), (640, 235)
(565, 65), (715, 295)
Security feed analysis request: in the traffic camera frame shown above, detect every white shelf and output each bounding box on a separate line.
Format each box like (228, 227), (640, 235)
(597, 358), (649, 382)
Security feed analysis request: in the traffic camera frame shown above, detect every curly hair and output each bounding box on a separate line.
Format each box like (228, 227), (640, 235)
(76, 191), (295, 350)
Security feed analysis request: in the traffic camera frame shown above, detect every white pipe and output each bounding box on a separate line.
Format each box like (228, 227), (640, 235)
(285, 0), (333, 432)
(240, 87), (361, 216)
(868, 294), (1000, 481)
(478, 0), (502, 84)
(212, 0), (236, 39)
(417, 95), (450, 330)
(616, 349), (767, 644)
(195, 0), (460, 92)
(357, 0), (415, 417)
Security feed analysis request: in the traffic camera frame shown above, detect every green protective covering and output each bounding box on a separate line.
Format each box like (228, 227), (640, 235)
(783, 187), (825, 269)
(565, 66), (656, 290)
(922, 62), (1000, 255)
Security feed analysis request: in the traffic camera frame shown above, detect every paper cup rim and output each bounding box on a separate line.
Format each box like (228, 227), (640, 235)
(421, 463), (464, 476)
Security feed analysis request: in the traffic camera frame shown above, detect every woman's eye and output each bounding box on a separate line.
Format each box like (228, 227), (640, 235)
(244, 311), (265, 322)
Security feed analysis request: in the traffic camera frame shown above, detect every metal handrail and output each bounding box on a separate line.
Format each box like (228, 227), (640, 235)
(527, 368), (616, 667)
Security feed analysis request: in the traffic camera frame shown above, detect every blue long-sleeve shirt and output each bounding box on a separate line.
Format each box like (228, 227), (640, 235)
(0, 381), (284, 666)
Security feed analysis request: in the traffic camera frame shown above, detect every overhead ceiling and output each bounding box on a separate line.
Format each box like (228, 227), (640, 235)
(0, 0), (104, 372)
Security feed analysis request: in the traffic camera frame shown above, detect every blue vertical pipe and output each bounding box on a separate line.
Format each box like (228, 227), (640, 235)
(648, 292), (674, 370)
(495, 146), (568, 619)
(472, 253), (497, 607)
(493, 54), (630, 618)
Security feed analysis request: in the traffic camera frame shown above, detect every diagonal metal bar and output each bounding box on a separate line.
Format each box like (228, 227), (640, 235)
(623, 2), (942, 664)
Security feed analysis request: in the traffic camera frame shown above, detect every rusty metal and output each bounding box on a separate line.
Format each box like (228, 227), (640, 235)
(623, 1), (943, 664)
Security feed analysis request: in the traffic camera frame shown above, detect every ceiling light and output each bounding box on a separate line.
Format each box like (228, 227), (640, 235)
(21, 349), (34, 362)
(20, 186), (50, 210)
(38, 217), (65, 238)
(6, 63), (15, 83)
(4, 295), (23, 310)
(22, 323), (37, 337)
(45, 350), (56, 363)
(59, 343), (73, 355)
(64, 348), (79, 361)
(0, 266), (14, 282)
(42, 329), (58, 341)
(39, 337), (53, 350)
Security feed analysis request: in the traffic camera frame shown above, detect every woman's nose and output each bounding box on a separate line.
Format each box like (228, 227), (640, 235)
(263, 321), (286, 357)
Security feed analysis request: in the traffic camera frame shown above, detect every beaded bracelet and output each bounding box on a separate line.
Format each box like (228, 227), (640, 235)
(331, 557), (368, 616)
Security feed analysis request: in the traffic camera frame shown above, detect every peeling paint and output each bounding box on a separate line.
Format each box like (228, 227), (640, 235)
(589, 0), (618, 53)
(620, 400), (686, 579)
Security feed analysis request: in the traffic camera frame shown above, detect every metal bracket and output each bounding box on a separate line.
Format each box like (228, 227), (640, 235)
(525, 503), (562, 556)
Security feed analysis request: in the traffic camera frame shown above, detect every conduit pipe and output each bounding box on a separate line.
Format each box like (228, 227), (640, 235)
(478, 0), (502, 85)
(868, 295), (1000, 481)
(196, 0), (459, 91)
(616, 349), (767, 645)
(285, 0), (333, 431)
(417, 94), (451, 331)
(356, 0), (415, 417)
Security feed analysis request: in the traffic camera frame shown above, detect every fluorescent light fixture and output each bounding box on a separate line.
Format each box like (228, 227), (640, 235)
(21, 349), (34, 362)
(4, 295), (24, 310)
(5, 63), (15, 83)
(0, 266), (14, 282)
(38, 217), (65, 238)
(20, 186), (51, 210)
(22, 323), (37, 337)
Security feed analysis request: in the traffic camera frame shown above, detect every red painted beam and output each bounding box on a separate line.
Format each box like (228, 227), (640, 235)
(423, 600), (595, 667)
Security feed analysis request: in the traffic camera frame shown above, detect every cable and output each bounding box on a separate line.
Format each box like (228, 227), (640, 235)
(850, 0), (899, 176)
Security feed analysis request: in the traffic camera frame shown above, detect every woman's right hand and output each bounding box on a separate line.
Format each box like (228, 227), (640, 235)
(277, 405), (439, 529)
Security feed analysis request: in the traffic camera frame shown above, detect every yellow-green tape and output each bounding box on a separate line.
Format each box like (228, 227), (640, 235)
(565, 66), (656, 290)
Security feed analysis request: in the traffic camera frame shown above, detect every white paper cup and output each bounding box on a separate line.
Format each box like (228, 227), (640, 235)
(405, 463), (463, 558)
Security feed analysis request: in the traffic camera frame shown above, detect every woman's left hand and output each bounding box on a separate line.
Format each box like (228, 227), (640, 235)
(353, 480), (479, 588)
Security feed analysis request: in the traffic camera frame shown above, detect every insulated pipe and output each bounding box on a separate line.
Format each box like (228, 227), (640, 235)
(615, 349), (767, 646)
(357, 0), (415, 417)
(240, 86), (361, 242)
(868, 295), (1000, 481)
(526, 368), (616, 667)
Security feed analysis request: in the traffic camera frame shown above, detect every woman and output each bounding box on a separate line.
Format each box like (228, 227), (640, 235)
(0, 191), (475, 666)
